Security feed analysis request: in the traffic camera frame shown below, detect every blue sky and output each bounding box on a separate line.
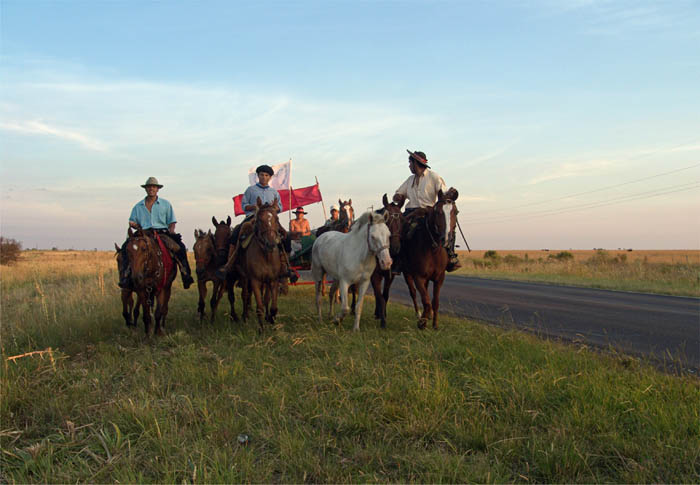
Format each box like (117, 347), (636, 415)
(1, 0), (699, 250)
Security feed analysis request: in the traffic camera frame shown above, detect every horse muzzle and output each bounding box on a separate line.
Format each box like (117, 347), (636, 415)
(376, 248), (392, 271)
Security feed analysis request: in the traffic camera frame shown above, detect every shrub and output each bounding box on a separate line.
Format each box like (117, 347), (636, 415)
(0, 237), (22, 265)
(484, 250), (500, 260)
(549, 251), (574, 262)
(503, 254), (522, 265)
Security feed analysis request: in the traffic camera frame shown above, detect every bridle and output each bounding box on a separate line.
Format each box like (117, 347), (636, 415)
(384, 206), (403, 255)
(128, 231), (163, 293)
(194, 232), (216, 267)
(367, 214), (389, 255)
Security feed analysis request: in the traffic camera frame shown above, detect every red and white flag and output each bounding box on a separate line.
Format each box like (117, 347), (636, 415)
(247, 160), (291, 190)
(233, 183), (323, 216)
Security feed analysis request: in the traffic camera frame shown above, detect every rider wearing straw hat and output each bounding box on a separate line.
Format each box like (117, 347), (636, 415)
(393, 149), (461, 271)
(289, 206), (311, 239)
(118, 177), (195, 289)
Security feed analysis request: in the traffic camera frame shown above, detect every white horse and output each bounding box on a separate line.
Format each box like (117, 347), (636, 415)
(312, 211), (393, 331)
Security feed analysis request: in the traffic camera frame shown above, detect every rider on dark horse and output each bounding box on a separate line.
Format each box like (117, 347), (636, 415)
(117, 177), (195, 290)
(393, 149), (461, 272)
(217, 164), (298, 283)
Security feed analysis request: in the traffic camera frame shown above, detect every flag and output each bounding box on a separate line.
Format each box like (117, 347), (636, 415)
(247, 160), (291, 190)
(233, 183), (323, 216)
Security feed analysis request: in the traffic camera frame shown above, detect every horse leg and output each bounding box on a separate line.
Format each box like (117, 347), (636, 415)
(432, 275), (445, 330)
(122, 289), (134, 327)
(210, 279), (224, 323)
(315, 279), (324, 324)
(197, 279), (207, 322)
(154, 292), (164, 336)
(414, 276), (432, 330)
(328, 281), (338, 320)
(403, 274), (421, 318)
(268, 280), (279, 324)
(350, 284), (357, 315)
(352, 279), (371, 332)
(140, 290), (152, 336)
(263, 283), (271, 323)
(370, 269), (386, 328)
(251, 279), (265, 332)
(335, 281), (351, 326)
(227, 277), (238, 323)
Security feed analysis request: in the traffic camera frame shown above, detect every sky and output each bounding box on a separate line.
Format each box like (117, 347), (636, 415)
(1, 0), (699, 250)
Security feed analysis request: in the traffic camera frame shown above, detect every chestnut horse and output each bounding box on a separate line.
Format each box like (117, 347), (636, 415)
(370, 193), (405, 328)
(235, 198), (282, 332)
(193, 228), (237, 323)
(125, 228), (177, 336)
(400, 189), (459, 329)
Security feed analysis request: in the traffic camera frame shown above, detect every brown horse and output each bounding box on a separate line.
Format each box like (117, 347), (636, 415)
(211, 216), (232, 267)
(235, 198), (282, 332)
(316, 198), (354, 237)
(125, 228), (178, 336)
(400, 189), (459, 329)
(193, 228), (237, 323)
(370, 193), (405, 328)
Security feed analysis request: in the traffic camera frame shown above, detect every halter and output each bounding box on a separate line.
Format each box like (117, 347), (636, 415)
(253, 206), (280, 253)
(130, 231), (163, 295)
(367, 214), (389, 254)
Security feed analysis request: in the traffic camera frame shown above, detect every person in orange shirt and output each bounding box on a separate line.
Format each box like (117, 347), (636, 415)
(289, 207), (311, 239)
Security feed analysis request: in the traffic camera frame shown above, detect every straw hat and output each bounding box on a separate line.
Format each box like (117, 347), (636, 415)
(406, 149), (430, 168)
(141, 177), (163, 188)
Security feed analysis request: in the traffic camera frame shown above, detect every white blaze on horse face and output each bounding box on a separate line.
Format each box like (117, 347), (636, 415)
(370, 222), (392, 270)
(441, 202), (453, 247)
(132, 244), (138, 251)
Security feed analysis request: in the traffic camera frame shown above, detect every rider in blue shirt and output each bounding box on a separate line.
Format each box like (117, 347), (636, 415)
(217, 164), (297, 283)
(118, 177), (195, 290)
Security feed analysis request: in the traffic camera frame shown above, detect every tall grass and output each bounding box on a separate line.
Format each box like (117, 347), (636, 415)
(455, 249), (700, 296)
(1, 252), (699, 483)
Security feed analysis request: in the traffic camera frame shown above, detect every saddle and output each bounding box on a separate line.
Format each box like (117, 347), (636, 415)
(403, 208), (429, 240)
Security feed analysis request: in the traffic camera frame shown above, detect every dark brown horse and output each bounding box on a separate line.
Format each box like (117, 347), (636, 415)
(400, 189), (459, 329)
(235, 198), (282, 332)
(316, 198), (354, 237)
(193, 228), (237, 323)
(370, 194), (405, 328)
(114, 243), (143, 328)
(211, 216), (232, 267)
(125, 228), (178, 336)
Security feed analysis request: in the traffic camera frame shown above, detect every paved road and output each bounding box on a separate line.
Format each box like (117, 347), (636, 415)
(384, 276), (699, 370)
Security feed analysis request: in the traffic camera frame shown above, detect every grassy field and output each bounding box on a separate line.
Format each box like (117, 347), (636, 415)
(453, 249), (700, 296)
(1, 251), (699, 483)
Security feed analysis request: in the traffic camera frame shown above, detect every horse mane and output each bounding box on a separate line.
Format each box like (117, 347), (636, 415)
(350, 211), (384, 233)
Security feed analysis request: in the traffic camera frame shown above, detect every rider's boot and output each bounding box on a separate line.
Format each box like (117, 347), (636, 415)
(175, 250), (194, 289)
(446, 247), (461, 272)
(216, 245), (238, 280)
(279, 246), (298, 284)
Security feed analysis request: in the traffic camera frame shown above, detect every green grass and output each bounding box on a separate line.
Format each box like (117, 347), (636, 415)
(1, 263), (699, 483)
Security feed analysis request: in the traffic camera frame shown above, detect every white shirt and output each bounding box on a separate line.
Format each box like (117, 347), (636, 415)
(395, 168), (447, 209)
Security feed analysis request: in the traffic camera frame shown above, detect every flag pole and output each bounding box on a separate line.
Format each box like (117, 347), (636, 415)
(315, 176), (327, 220)
(288, 158), (292, 229)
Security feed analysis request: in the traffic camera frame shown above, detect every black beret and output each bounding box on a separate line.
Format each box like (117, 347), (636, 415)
(256, 164), (274, 176)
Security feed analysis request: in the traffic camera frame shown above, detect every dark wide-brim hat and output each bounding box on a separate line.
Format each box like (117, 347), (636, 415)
(407, 149), (430, 168)
(141, 176), (163, 188)
(256, 164), (274, 176)
(294, 206), (307, 214)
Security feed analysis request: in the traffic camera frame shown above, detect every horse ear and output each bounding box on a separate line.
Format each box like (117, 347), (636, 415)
(194, 229), (199, 238)
(128, 227), (134, 238)
(382, 193), (389, 208)
(446, 187), (459, 201)
(212, 216), (218, 226)
(338, 198), (342, 205)
(207, 229), (212, 236)
(348, 198), (352, 205)
(272, 197), (279, 212)
(114, 243), (120, 252)
(437, 189), (444, 201)
(226, 215), (231, 226)
(256, 197), (262, 207)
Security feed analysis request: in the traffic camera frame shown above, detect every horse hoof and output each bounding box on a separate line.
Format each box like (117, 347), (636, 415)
(417, 320), (427, 330)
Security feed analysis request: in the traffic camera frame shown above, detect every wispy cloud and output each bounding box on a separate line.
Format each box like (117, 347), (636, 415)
(528, 159), (612, 185)
(0, 120), (107, 151)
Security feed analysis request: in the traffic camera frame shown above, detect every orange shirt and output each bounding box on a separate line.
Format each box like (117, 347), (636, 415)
(289, 218), (311, 237)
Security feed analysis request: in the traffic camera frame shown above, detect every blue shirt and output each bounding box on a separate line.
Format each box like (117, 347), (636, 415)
(129, 197), (176, 230)
(241, 183), (283, 216)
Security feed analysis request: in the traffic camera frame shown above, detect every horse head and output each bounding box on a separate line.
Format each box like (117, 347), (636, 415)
(126, 229), (158, 288)
(434, 188), (459, 248)
(382, 193), (404, 258)
(338, 198), (354, 233)
(193, 229), (215, 277)
(211, 216), (232, 265)
(254, 197), (281, 252)
(363, 211), (392, 270)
